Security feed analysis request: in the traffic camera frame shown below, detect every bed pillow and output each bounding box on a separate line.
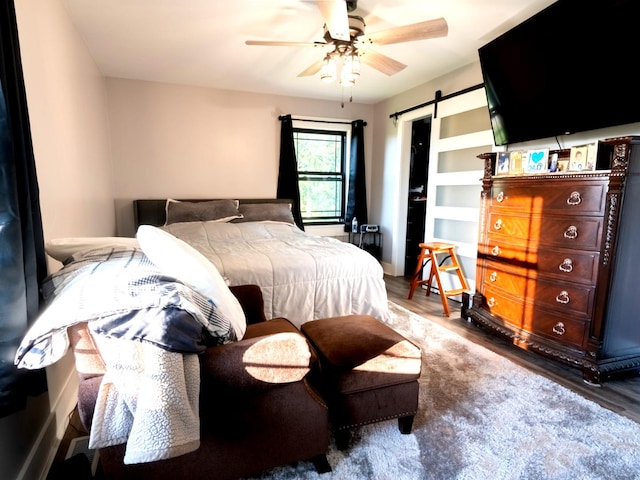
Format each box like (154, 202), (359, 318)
(136, 225), (246, 340)
(45, 237), (139, 263)
(165, 199), (243, 225)
(232, 202), (295, 224)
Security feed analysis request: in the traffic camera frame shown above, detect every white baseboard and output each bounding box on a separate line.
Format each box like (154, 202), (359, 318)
(16, 365), (79, 480)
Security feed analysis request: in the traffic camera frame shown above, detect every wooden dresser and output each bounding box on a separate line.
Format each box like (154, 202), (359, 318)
(463, 136), (640, 384)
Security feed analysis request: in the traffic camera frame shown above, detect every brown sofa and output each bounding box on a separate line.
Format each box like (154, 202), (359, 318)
(68, 285), (331, 479)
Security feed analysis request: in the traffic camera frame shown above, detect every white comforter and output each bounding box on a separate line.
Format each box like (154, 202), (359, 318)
(162, 221), (390, 327)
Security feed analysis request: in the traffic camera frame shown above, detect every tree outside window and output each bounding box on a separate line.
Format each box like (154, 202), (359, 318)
(293, 128), (347, 224)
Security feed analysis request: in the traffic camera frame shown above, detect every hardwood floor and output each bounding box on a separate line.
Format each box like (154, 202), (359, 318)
(385, 274), (640, 424)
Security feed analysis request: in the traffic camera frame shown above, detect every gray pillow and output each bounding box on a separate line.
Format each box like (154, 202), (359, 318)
(165, 199), (242, 225)
(233, 203), (295, 224)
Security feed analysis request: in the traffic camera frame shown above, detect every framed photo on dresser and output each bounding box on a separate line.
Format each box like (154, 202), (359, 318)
(525, 148), (549, 173)
(509, 151), (525, 175)
(569, 145), (589, 171)
(495, 152), (510, 176)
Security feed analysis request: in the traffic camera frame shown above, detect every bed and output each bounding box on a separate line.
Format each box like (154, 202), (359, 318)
(133, 198), (390, 327)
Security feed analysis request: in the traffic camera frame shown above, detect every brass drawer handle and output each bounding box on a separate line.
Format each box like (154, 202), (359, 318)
(567, 191), (582, 206)
(564, 226), (578, 239)
(556, 291), (570, 304)
(552, 322), (566, 335)
(491, 246), (501, 256)
(559, 258), (574, 273)
(487, 297), (497, 308)
(496, 191), (504, 202)
(493, 218), (503, 230)
(489, 271), (497, 282)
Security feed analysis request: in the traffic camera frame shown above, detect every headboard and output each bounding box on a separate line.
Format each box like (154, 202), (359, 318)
(133, 198), (292, 228)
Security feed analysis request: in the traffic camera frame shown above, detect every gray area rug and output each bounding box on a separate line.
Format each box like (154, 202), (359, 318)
(247, 301), (640, 480)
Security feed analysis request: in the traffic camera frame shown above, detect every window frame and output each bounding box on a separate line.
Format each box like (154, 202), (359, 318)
(292, 121), (351, 226)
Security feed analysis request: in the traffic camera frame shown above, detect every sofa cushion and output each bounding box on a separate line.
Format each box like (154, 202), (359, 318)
(243, 317), (299, 339)
(201, 319), (313, 390)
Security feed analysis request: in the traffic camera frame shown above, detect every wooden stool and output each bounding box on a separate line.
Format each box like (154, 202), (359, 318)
(407, 242), (469, 316)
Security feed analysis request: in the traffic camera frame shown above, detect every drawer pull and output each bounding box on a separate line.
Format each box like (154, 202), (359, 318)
(552, 322), (566, 336)
(487, 297), (497, 308)
(564, 226), (578, 239)
(556, 291), (570, 304)
(496, 191), (504, 203)
(493, 219), (503, 230)
(566, 191), (582, 206)
(491, 246), (501, 256)
(489, 271), (497, 282)
(559, 258), (574, 273)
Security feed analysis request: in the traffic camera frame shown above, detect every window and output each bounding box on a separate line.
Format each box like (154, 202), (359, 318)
(293, 128), (347, 224)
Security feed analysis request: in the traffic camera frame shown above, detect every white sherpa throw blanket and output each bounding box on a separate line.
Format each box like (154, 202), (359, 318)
(89, 335), (201, 464)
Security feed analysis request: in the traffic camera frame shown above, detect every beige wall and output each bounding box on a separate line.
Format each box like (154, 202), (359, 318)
(106, 78), (374, 236)
(3, 1), (115, 479)
(17, 0), (115, 241)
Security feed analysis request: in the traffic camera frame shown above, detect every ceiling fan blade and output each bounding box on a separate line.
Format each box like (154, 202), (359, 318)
(359, 50), (406, 76)
(298, 59), (324, 77)
(362, 17), (448, 46)
(245, 40), (329, 47)
(316, 0), (350, 41)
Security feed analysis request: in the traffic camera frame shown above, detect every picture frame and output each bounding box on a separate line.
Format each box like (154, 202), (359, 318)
(557, 159), (569, 173)
(509, 151), (525, 175)
(525, 148), (549, 174)
(585, 142), (598, 171)
(569, 145), (589, 171)
(548, 152), (559, 172)
(495, 152), (510, 176)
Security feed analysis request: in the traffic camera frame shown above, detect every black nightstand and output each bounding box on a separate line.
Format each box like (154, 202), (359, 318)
(348, 230), (382, 261)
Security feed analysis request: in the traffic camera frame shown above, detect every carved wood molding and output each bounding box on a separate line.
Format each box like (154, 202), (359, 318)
(602, 193), (618, 266)
(612, 142), (629, 171)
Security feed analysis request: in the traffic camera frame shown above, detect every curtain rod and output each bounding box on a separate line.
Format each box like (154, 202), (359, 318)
(278, 115), (367, 127)
(389, 83), (484, 121)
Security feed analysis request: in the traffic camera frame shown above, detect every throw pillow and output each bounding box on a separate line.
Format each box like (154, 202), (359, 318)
(165, 199), (243, 225)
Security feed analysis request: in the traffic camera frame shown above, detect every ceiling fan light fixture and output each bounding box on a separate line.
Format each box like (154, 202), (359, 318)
(340, 51), (359, 87)
(320, 55), (336, 83)
(344, 52), (360, 78)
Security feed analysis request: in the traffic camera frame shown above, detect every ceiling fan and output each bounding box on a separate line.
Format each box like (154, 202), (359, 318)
(245, 0), (448, 87)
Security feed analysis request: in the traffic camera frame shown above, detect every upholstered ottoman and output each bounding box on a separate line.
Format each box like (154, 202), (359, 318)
(301, 315), (422, 450)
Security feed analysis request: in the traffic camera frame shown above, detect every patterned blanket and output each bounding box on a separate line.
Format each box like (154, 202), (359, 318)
(15, 247), (236, 463)
(15, 247), (237, 369)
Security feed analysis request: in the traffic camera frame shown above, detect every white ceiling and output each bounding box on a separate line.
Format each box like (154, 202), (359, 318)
(61, 0), (557, 104)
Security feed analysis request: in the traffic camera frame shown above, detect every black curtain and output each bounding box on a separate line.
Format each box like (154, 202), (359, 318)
(0, 0), (48, 417)
(277, 114), (304, 230)
(345, 119), (367, 231)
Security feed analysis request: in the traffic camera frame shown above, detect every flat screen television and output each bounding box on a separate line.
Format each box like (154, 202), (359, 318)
(478, 0), (640, 147)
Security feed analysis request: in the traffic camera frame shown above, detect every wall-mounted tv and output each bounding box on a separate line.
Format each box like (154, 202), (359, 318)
(479, 0), (640, 147)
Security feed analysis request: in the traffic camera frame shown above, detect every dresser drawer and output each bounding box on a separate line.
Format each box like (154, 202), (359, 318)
(491, 180), (607, 215)
(483, 268), (594, 316)
(480, 286), (589, 349)
(482, 244), (600, 285)
(487, 212), (603, 250)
